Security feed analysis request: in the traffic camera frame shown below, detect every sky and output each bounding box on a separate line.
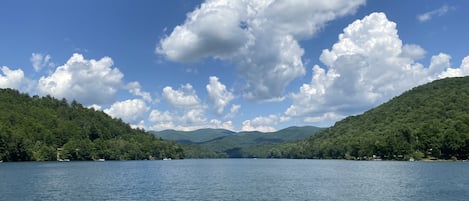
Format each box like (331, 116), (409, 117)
(1, 0), (469, 132)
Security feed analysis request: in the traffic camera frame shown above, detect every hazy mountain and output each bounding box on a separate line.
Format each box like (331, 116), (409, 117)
(152, 126), (323, 158)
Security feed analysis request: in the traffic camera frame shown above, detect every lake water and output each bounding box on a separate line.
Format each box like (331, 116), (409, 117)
(0, 159), (468, 201)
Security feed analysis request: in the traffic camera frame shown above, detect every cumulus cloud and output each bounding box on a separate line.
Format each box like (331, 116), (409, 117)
(181, 108), (207, 124)
(225, 104), (241, 119)
(401, 44), (426, 60)
(149, 81), (239, 131)
(209, 119), (234, 131)
(286, 12), (469, 125)
(30, 53), (54, 72)
(438, 56), (469, 78)
(151, 84), (210, 131)
(149, 109), (173, 123)
(429, 53), (451, 76)
(126, 81), (152, 102)
(162, 83), (201, 108)
(241, 114), (281, 132)
(304, 112), (345, 124)
(0, 66), (26, 90)
(104, 99), (149, 123)
(148, 108), (235, 131)
(88, 104), (102, 111)
(158, 0), (365, 101)
(37, 53), (124, 105)
(206, 76), (234, 114)
(242, 121), (275, 132)
(417, 5), (450, 22)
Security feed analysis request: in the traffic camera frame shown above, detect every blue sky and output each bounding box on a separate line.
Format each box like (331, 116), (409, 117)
(1, 0), (469, 131)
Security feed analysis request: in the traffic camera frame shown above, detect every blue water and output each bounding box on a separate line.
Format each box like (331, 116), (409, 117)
(0, 159), (468, 201)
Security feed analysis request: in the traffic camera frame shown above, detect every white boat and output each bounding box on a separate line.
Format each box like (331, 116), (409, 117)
(163, 158), (172, 161)
(96, 158), (105, 162)
(409, 157), (415, 162)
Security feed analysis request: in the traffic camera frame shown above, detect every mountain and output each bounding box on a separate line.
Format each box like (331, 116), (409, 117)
(285, 77), (469, 160)
(153, 128), (236, 144)
(152, 126), (323, 158)
(0, 89), (184, 162)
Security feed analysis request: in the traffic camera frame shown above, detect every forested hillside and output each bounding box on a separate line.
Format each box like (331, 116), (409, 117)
(0, 89), (184, 161)
(286, 77), (469, 160)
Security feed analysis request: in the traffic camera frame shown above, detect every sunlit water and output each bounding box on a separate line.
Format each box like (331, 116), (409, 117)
(1, 159), (468, 201)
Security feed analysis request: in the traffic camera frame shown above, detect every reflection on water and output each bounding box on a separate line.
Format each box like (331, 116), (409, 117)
(0, 160), (468, 201)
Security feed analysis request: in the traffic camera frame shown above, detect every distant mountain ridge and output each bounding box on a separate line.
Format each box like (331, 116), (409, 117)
(152, 126), (321, 143)
(151, 126), (323, 158)
(153, 128), (236, 144)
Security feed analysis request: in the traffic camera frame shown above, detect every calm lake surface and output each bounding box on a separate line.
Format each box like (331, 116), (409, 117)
(1, 159), (468, 201)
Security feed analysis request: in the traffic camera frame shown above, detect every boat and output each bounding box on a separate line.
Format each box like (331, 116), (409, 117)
(409, 157), (415, 162)
(96, 158), (105, 162)
(163, 158), (172, 161)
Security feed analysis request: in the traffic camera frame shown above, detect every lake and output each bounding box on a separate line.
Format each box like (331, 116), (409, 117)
(0, 159), (468, 201)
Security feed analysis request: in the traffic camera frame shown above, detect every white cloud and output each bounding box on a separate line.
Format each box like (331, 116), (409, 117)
(225, 104), (241, 119)
(104, 99), (149, 123)
(210, 119), (234, 131)
(149, 87), (237, 131)
(37, 53), (124, 105)
(242, 120), (276, 133)
(148, 109), (234, 131)
(158, 0), (365, 101)
(206, 76), (234, 114)
(0, 66), (26, 90)
(286, 12), (469, 125)
(149, 121), (176, 131)
(401, 44), (426, 60)
(149, 109), (173, 123)
(429, 53), (451, 76)
(151, 84), (209, 131)
(417, 5), (450, 22)
(303, 112), (345, 125)
(229, 104), (240, 114)
(130, 120), (146, 130)
(30, 53), (54, 72)
(438, 56), (469, 78)
(181, 108), (207, 124)
(157, 1), (248, 62)
(241, 114), (280, 132)
(126, 81), (152, 102)
(88, 104), (102, 111)
(162, 84), (201, 108)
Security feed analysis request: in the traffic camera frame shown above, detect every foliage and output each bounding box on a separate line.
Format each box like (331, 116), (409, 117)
(281, 77), (469, 160)
(0, 89), (184, 161)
